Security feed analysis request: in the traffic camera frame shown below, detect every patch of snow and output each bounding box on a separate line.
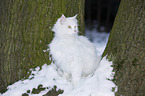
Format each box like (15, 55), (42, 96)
(2, 57), (116, 96)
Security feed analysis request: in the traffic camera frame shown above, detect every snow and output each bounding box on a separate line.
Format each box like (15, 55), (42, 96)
(1, 29), (117, 96)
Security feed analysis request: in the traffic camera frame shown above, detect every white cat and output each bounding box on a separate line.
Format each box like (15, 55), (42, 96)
(49, 14), (100, 85)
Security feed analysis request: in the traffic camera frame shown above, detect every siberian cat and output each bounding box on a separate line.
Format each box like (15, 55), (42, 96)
(49, 14), (100, 85)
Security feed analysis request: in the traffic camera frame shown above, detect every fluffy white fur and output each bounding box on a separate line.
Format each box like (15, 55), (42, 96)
(49, 14), (100, 85)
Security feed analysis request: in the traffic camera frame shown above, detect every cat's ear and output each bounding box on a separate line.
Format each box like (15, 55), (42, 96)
(60, 14), (66, 24)
(72, 14), (78, 19)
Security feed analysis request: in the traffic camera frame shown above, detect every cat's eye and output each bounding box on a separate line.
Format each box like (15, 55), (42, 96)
(68, 26), (71, 29)
(74, 26), (76, 28)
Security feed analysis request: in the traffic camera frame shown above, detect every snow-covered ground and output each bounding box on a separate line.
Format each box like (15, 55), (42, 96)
(1, 29), (117, 96)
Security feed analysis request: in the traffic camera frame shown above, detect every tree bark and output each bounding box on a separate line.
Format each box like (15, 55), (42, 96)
(103, 0), (144, 96)
(0, 0), (85, 93)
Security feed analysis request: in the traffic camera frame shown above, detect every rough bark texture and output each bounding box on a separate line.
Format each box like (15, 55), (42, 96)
(103, 0), (144, 96)
(0, 0), (85, 93)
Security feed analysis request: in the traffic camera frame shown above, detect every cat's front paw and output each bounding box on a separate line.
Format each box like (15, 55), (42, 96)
(71, 71), (81, 85)
(62, 72), (71, 82)
(71, 77), (81, 86)
(72, 80), (79, 86)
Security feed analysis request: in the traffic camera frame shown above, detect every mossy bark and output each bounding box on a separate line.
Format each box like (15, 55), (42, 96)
(103, 0), (144, 96)
(0, 0), (85, 93)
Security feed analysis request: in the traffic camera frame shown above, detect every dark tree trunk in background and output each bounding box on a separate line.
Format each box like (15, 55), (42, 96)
(97, 0), (102, 31)
(0, 0), (85, 93)
(103, 0), (144, 96)
(86, 0), (92, 29)
(105, 1), (111, 32)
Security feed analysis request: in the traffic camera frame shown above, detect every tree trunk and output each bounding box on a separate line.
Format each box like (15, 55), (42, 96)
(0, 0), (85, 93)
(102, 0), (144, 96)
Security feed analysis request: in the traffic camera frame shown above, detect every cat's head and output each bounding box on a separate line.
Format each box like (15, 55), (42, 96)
(52, 14), (78, 36)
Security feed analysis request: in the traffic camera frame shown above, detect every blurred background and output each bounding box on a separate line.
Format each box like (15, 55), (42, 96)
(85, 0), (121, 55)
(85, 0), (120, 32)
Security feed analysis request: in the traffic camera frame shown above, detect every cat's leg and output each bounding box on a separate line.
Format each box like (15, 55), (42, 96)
(62, 71), (71, 82)
(55, 66), (71, 81)
(71, 66), (82, 85)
